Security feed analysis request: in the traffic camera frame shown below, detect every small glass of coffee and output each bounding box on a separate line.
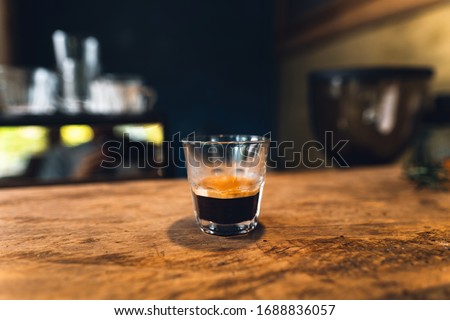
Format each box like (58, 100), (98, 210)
(182, 134), (270, 236)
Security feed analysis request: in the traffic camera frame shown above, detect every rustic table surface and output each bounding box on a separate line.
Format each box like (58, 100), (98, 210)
(0, 166), (449, 299)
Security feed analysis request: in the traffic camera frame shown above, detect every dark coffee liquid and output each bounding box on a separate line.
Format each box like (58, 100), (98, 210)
(193, 192), (260, 224)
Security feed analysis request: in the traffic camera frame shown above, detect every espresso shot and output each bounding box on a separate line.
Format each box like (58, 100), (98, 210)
(191, 175), (263, 235)
(183, 134), (269, 236)
(192, 192), (260, 224)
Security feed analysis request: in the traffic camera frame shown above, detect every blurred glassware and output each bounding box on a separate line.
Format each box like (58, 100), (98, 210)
(0, 65), (58, 115)
(86, 74), (157, 115)
(309, 67), (434, 165)
(405, 94), (450, 190)
(52, 30), (157, 115)
(53, 30), (100, 113)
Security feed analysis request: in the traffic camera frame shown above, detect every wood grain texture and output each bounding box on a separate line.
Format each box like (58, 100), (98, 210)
(0, 166), (449, 299)
(277, 0), (443, 52)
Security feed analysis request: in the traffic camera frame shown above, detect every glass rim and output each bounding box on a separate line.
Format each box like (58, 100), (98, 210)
(181, 134), (270, 145)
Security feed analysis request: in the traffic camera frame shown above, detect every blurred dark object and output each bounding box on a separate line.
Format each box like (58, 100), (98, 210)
(38, 125), (162, 181)
(309, 67), (433, 165)
(423, 94), (450, 124)
(405, 94), (450, 190)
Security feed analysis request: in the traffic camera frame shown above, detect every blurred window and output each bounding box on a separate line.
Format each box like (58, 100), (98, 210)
(0, 126), (48, 177)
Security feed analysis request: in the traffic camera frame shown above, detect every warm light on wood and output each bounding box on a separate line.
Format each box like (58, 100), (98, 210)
(0, 165), (448, 299)
(278, 0), (444, 52)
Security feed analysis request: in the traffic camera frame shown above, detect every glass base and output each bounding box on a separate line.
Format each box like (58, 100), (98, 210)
(197, 217), (258, 236)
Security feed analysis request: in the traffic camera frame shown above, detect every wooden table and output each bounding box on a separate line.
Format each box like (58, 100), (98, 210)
(0, 166), (449, 299)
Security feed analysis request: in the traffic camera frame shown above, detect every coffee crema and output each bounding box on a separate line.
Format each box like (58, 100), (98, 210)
(192, 176), (261, 225)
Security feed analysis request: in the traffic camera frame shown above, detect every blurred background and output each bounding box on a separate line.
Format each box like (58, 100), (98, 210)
(0, 0), (449, 187)
(4, 0), (276, 134)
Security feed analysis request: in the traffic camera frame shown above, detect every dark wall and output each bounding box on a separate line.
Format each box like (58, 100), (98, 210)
(12, 0), (277, 175)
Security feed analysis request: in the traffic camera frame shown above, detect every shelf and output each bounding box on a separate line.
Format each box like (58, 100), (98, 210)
(0, 112), (165, 126)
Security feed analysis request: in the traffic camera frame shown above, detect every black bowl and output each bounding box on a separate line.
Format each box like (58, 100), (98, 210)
(308, 66), (434, 165)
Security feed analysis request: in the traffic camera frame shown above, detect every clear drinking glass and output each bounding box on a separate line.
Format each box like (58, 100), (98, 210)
(182, 134), (270, 236)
